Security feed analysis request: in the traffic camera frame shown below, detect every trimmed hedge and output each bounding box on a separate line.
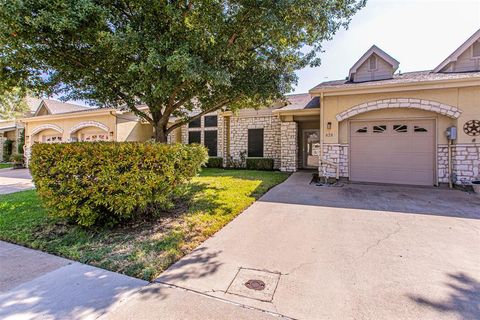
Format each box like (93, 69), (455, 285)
(246, 157), (274, 171)
(206, 157), (223, 168)
(30, 142), (208, 227)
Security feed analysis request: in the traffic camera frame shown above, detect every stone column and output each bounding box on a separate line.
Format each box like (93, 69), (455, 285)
(280, 122), (297, 172)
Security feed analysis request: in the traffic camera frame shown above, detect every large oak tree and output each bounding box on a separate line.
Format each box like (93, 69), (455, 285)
(0, 0), (365, 142)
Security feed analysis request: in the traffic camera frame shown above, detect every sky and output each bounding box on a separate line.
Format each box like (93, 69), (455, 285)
(292, 0), (480, 94)
(66, 0), (480, 105)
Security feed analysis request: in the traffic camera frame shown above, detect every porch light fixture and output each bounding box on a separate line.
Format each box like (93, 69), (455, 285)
(109, 131), (114, 136)
(327, 122), (332, 130)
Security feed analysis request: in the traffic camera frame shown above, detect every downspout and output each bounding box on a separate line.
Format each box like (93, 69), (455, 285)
(448, 139), (453, 189)
(319, 92), (324, 163)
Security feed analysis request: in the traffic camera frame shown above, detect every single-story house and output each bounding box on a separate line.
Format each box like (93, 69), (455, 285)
(22, 29), (480, 186)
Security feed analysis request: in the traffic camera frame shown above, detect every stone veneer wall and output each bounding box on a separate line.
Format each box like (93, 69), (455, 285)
(438, 144), (480, 184)
(0, 136), (6, 162)
(313, 143), (349, 178)
(229, 115), (281, 168)
(280, 122), (297, 172)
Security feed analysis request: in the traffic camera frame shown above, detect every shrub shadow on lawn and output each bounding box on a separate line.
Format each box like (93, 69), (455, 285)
(0, 169), (288, 281)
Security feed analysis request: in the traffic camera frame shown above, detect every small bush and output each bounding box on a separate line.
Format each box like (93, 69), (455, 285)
(206, 157), (223, 168)
(17, 129), (25, 154)
(30, 142), (208, 227)
(246, 157), (274, 171)
(3, 139), (13, 162)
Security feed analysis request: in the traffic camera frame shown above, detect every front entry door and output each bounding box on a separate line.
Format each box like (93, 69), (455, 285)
(303, 129), (320, 168)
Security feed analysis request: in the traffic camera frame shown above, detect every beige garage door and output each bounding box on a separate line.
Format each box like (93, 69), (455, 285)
(350, 119), (435, 186)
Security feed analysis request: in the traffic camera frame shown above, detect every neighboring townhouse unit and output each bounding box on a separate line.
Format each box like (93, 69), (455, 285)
(22, 29), (480, 187)
(21, 99), (154, 161)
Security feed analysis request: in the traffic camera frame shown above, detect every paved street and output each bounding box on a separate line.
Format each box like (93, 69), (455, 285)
(0, 169), (34, 194)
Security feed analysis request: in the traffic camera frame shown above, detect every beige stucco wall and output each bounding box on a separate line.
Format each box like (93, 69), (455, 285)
(116, 116), (153, 142)
(25, 113), (116, 145)
(315, 84), (480, 183)
(321, 86), (480, 145)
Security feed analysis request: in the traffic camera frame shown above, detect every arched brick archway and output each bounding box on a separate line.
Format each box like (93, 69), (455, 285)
(31, 124), (63, 136)
(336, 98), (462, 122)
(68, 121), (109, 134)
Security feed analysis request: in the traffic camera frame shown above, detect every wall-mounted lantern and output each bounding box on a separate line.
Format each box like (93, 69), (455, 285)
(327, 122), (332, 130)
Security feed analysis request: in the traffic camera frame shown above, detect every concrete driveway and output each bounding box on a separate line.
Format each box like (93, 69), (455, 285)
(116, 172), (480, 320)
(0, 168), (34, 194)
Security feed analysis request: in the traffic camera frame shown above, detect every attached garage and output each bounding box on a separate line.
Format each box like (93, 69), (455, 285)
(350, 119), (435, 186)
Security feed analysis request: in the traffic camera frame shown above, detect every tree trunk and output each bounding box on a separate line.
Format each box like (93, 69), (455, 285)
(154, 121), (168, 143)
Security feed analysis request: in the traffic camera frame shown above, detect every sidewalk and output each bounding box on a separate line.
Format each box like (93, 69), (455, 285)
(0, 241), (283, 320)
(0, 241), (147, 320)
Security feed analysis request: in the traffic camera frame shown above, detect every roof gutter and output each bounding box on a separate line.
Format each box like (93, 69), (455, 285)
(309, 77), (480, 96)
(271, 108), (320, 116)
(19, 108), (119, 123)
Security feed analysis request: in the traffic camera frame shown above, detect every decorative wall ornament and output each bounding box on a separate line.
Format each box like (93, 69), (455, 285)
(463, 120), (480, 136)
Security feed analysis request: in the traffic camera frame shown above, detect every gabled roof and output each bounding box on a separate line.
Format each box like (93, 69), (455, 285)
(434, 28), (480, 72)
(349, 45), (400, 80)
(34, 99), (92, 116)
(276, 93), (319, 111)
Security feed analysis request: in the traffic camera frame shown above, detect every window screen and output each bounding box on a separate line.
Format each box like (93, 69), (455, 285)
(204, 130), (218, 156)
(189, 118), (201, 128)
(188, 131), (201, 144)
(248, 129), (264, 157)
(204, 115), (218, 127)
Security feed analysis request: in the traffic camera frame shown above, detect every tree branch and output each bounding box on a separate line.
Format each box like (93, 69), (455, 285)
(116, 91), (154, 124)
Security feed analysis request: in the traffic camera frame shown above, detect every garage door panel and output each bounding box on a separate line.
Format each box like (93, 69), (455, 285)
(350, 120), (435, 186)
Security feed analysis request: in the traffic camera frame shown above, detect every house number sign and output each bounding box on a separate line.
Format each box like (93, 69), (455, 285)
(463, 120), (480, 136)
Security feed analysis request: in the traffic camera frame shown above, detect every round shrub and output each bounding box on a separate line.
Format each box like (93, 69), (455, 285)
(29, 142), (208, 227)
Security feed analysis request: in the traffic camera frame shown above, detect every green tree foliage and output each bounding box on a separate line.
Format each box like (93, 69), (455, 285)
(29, 142), (208, 226)
(0, 87), (29, 119)
(0, 0), (365, 141)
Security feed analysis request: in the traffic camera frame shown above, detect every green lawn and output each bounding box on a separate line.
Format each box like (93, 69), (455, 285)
(0, 163), (12, 169)
(0, 168), (288, 280)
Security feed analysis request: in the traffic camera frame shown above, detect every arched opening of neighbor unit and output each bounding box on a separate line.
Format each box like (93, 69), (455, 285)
(30, 124), (64, 144)
(68, 121), (110, 142)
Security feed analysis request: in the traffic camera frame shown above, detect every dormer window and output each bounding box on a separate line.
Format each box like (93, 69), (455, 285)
(369, 55), (377, 70)
(348, 45), (399, 82)
(473, 41), (480, 58)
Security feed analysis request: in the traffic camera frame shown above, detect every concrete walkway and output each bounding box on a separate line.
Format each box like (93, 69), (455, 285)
(143, 172), (480, 320)
(0, 241), (147, 320)
(0, 168), (34, 194)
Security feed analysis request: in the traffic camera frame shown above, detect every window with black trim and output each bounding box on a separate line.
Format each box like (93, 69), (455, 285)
(373, 125), (387, 133)
(414, 126), (428, 133)
(248, 129), (264, 157)
(204, 130), (217, 156)
(189, 118), (201, 128)
(188, 131), (201, 144)
(393, 124), (408, 133)
(204, 115), (218, 127)
(356, 127), (368, 133)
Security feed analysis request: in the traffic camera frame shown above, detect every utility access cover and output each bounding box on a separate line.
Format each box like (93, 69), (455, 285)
(226, 267), (280, 302)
